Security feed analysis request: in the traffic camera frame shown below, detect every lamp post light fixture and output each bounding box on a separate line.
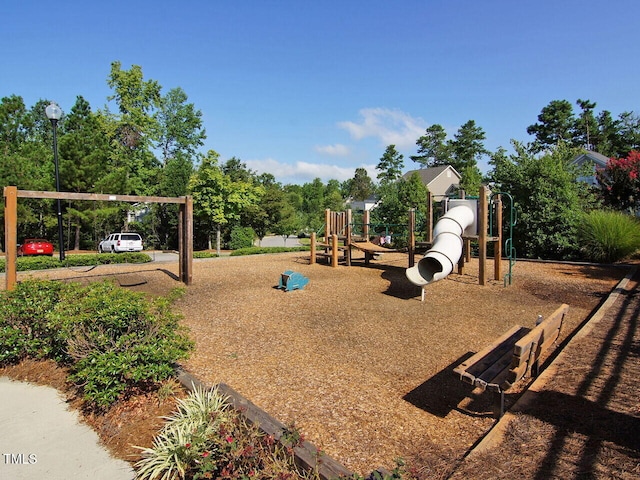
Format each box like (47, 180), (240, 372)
(45, 101), (65, 261)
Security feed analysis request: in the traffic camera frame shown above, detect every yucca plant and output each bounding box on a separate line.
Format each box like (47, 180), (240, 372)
(577, 210), (640, 263)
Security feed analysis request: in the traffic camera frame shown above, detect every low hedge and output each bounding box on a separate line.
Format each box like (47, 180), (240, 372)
(230, 246), (310, 256)
(0, 252), (152, 273)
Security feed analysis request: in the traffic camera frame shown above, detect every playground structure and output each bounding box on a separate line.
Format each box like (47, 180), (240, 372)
(309, 208), (417, 268)
(310, 185), (515, 290)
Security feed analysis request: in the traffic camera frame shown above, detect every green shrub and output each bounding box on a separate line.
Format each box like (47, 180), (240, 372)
(228, 226), (256, 250)
(193, 251), (219, 259)
(0, 280), (68, 362)
(0, 252), (152, 273)
(230, 246), (309, 256)
(0, 279), (193, 409)
(49, 282), (193, 408)
(577, 210), (640, 263)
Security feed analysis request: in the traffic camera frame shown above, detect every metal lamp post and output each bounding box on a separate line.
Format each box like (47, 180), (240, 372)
(45, 102), (65, 261)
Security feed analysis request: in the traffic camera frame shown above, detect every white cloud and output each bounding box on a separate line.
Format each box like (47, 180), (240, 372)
(244, 158), (377, 184)
(314, 143), (350, 156)
(338, 108), (426, 148)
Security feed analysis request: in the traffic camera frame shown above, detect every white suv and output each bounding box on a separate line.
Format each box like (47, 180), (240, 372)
(98, 233), (144, 253)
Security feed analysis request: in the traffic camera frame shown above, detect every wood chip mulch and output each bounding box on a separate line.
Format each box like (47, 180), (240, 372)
(21, 252), (628, 476)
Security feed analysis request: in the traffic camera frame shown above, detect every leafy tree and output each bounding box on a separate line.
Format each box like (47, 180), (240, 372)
(101, 61), (161, 195)
(575, 99), (597, 150)
(371, 172), (429, 244)
(151, 154), (194, 249)
(347, 167), (375, 201)
(272, 202), (300, 245)
(617, 112), (640, 156)
(488, 142), (597, 260)
(154, 87), (205, 165)
(301, 178), (325, 222)
(459, 164), (483, 195)
(398, 172), (429, 212)
(527, 100), (576, 152)
(376, 145), (404, 185)
(243, 185), (287, 244)
(450, 120), (487, 173)
(411, 124), (450, 167)
(222, 157), (255, 183)
(0, 95), (29, 155)
(58, 96), (111, 249)
(594, 110), (622, 157)
(189, 150), (263, 254)
(596, 150), (640, 212)
(324, 179), (345, 211)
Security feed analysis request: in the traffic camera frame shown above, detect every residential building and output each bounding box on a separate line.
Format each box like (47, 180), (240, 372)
(402, 165), (461, 201)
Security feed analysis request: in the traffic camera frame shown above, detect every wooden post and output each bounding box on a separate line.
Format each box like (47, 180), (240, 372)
(363, 210), (370, 240)
(331, 234), (338, 268)
(478, 185), (488, 286)
(494, 194), (503, 281)
(4, 186), (18, 291)
(310, 232), (316, 264)
(324, 209), (331, 242)
(345, 209), (352, 267)
(177, 196), (193, 285)
(426, 192), (433, 244)
(179, 201), (184, 281)
(408, 208), (415, 267)
(182, 196), (193, 285)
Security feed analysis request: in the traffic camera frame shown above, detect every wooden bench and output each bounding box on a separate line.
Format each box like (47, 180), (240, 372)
(453, 303), (569, 417)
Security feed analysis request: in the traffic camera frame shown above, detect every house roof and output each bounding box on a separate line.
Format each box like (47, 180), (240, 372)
(571, 151), (610, 169)
(402, 165), (461, 185)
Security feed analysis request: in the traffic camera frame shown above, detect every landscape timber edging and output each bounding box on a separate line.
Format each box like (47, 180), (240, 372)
(175, 367), (353, 480)
(464, 265), (638, 457)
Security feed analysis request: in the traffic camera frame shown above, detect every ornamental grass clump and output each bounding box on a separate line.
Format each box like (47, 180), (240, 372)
(577, 210), (640, 263)
(135, 386), (316, 480)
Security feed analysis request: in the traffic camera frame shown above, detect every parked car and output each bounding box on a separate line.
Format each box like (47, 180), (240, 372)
(18, 238), (54, 256)
(98, 233), (144, 253)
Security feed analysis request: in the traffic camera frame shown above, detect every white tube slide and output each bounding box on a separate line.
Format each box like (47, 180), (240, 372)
(406, 205), (475, 286)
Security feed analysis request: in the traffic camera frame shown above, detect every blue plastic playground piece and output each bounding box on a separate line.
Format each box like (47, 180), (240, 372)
(278, 270), (309, 291)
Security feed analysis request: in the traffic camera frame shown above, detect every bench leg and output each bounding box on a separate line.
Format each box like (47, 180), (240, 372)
(499, 390), (505, 418)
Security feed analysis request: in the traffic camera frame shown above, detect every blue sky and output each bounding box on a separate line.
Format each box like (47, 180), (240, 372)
(4, 1), (639, 184)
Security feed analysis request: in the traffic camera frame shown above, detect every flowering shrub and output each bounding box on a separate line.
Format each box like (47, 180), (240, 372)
(135, 386), (315, 480)
(597, 150), (640, 212)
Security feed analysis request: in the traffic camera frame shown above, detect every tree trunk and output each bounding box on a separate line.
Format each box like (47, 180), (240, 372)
(74, 224), (81, 251)
(216, 224), (221, 256)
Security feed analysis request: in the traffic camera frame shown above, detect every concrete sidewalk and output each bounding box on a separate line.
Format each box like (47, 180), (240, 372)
(0, 377), (135, 480)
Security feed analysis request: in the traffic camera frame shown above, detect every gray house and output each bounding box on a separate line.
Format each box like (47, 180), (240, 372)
(402, 165), (461, 201)
(571, 150), (609, 186)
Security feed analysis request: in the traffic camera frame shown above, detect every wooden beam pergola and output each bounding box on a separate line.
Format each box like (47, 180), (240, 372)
(3, 186), (193, 290)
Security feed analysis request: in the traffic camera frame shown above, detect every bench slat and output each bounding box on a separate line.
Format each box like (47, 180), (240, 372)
(507, 304), (569, 385)
(477, 348), (517, 391)
(454, 325), (530, 389)
(513, 304), (569, 357)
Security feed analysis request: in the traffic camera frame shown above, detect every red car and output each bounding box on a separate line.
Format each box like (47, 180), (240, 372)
(18, 238), (55, 256)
